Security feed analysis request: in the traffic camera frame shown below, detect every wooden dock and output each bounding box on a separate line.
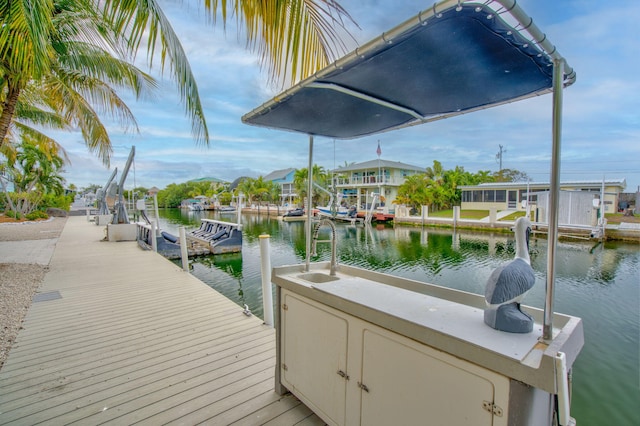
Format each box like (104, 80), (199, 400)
(0, 216), (323, 425)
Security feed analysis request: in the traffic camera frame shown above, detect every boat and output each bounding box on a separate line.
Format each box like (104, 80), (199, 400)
(283, 208), (305, 217)
(243, 1), (582, 425)
(313, 183), (358, 220)
(187, 218), (242, 254)
(316, 205), (357, 220)
(216, 206), (236, 213)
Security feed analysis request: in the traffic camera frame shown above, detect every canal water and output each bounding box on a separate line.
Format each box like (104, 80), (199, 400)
(155, 208), (639, 426)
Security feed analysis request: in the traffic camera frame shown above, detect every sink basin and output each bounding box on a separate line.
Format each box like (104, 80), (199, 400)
(297, 272), (340, 283)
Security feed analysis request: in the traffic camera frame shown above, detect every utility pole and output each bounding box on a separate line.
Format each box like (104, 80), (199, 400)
(495, 144), (507, 171)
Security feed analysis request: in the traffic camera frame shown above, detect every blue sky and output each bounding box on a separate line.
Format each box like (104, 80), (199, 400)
(57, 0), (639, 192)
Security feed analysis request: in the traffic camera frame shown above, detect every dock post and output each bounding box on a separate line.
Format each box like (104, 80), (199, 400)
(179, 227), (189, 272)
(153, 194), (160, 236)
(259, 234), (274, 327)
(151, 221), (158, 252)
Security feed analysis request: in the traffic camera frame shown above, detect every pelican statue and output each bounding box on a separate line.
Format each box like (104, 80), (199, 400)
(484, 217), (536, 333)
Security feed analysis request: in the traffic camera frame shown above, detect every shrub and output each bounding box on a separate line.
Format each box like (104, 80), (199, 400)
(26, 210), (49, 221)
(5, 210), (21, 219)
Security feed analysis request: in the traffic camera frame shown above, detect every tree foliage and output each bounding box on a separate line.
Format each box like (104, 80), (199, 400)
(293, 164), (330, 206)
(0, 139), (67, 214)
(396, 161), (528, 213)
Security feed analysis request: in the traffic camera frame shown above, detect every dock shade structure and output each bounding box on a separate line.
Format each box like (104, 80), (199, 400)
(242, 0), (572, 342)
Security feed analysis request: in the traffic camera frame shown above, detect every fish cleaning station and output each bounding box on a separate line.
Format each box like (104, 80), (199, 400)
(243, 0), (584, 425)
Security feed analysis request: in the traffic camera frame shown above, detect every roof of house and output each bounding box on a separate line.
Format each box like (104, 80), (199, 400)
(188, 177), (227, 183)
(333, 159), (423, 173)
(263, 168), (295, 181)
(460, 179), (627, 190)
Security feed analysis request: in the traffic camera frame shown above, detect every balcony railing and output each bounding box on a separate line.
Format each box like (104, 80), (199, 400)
(333, 176), (404, 186)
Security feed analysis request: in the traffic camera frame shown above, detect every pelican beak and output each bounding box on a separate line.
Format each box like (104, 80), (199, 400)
(526, 227), (531, 251)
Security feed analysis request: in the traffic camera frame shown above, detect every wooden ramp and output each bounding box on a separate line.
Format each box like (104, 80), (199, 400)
(0, 216), (323, 425)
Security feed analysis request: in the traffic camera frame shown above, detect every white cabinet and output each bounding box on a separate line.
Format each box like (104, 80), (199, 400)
(359, 328), (503, 425)
(280, 290), (510, 426)
(281, 291), (349, 426)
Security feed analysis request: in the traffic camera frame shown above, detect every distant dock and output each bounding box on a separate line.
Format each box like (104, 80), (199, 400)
(0, 216), (322, 425)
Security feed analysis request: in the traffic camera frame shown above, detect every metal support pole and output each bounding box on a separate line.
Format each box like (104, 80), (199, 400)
(259, 234), (274, 327)
(305, 135), (314, 272)
(179, 226), (189, 272)
(543, 59), (564, 342)
(237, 193), (243, 230)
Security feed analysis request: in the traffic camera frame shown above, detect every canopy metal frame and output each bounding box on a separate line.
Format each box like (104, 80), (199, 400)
(243, 0), (573, 343)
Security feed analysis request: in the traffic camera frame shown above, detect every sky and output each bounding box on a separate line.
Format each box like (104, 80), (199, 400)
(56, 0), (640, 192)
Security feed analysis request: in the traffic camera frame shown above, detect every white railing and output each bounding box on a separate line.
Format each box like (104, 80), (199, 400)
(334, 176), (405, 186)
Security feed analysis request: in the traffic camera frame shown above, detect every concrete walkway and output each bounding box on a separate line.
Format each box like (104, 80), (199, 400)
(0, 239), (58, 265)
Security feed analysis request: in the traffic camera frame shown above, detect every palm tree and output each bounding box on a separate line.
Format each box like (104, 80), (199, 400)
(1, 0), (159, 164)
(2, 0), (355, 162)
(396, 173), (430, 213)
(0, 139), (66, 215)
(236, 177), (256, 205)
(293, 164), (329, 206)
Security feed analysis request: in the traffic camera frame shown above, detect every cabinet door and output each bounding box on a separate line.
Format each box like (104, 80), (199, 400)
(281, 292), (349, 426)
(359, 328), (507, 426)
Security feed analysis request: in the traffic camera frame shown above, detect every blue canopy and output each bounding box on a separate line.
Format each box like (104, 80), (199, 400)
(242, 1), (574, 138)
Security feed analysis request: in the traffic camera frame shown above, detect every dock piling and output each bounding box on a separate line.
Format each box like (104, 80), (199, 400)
(259, 234), (274, 327)
(179, 226), (189, 271)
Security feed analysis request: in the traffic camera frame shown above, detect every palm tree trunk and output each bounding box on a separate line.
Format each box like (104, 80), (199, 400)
(0, 81), (21, 149)
(0, 177), (18, 213)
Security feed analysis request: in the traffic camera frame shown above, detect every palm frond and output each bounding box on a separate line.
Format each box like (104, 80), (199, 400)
(100, 0), (209, 145)
(56, 41), (158, 97)
(0, 0), (55, 80)
(12, 122), (70, 164)
(42, 72), (116, 165)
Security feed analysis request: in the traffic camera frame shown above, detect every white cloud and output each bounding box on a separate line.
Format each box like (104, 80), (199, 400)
(53, 0), (639, 192)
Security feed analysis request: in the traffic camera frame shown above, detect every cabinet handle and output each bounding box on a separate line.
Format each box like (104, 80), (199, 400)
(358, 382), (370, 393)
(337, 370), (349, 380)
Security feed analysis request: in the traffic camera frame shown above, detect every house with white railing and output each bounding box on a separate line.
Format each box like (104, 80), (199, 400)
(264, 168), (297, 206)
(331, 159), (424, 214)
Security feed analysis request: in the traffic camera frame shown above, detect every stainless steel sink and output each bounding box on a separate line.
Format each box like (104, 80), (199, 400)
(296, 272), (340, 283)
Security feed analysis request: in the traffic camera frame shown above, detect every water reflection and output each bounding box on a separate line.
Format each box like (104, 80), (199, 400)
(157, 209), (638, 426)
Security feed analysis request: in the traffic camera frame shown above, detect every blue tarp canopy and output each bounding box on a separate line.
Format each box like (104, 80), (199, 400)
(242, 1), (574, 139)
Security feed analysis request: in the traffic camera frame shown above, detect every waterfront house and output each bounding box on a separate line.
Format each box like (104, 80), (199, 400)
(264, 168), (297, 206)
(460, 179), (627, 215)
(331, 159), (424, 214)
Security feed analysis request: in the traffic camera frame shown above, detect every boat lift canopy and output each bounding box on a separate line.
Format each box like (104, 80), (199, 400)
(242, 0), (573, 341)
(243, 0), (574, 138)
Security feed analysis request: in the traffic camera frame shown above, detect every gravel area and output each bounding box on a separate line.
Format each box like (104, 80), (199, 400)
(0, 217), (66, 370)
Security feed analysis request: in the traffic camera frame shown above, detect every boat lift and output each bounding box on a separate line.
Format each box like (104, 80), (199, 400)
(243, 1), (582, 424)
(112, 146), (135, 225)
(96, 168), (117, 216)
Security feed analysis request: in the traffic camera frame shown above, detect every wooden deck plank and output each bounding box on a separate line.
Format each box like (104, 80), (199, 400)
(1, 332), (275, 410)
(7, 310), (250, 371)
(228, 393), (306, 426)
(261, 401), (316, 426)
(0, 313), (259, 383)
(0, 216), (317, 425)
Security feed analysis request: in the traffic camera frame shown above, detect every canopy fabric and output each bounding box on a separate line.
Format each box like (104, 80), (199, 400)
(242, 1), (574, 139)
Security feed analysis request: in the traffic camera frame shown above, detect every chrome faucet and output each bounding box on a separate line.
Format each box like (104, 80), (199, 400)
(312, 219), (338, 276)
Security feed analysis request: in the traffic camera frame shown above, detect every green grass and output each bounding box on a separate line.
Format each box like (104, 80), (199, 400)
(428, 209), (489, 219)
(461, 210), (490, 220)
(499, 211), (534, 221)
(428, 209), (453, 218)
